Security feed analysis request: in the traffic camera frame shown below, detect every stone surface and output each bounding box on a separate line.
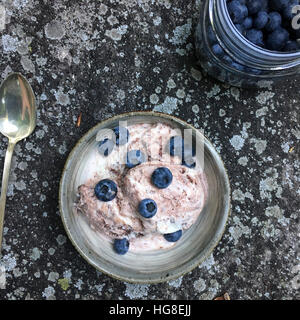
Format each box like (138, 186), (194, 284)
(0, 0), (299, 300)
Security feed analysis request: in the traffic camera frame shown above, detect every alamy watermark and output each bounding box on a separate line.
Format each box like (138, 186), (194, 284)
(95, 120), (205, 170)
(292, 5), (300, 31)
(0, 5), (5, 31)
(0, 265), (6, 289)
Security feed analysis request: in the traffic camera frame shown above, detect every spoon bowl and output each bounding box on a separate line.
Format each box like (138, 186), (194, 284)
(0, 73), (36, 253)
(0, 73), (36, 143)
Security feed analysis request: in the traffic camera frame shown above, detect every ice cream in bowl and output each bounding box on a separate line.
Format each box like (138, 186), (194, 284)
(59, 112), (230, 283)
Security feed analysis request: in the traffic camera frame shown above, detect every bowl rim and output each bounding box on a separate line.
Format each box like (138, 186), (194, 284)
(59, 111), (231, 284)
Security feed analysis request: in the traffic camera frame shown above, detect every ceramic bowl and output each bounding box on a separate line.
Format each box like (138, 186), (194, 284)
(59, 112), (231, 284)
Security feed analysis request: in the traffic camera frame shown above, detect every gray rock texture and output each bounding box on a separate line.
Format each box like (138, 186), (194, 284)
(0, 0), (299, 300)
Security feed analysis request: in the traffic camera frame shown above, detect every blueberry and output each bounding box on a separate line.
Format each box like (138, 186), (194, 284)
(168, 136), (195, 158)
(182, 157), (196, 168)
(231, 61), (245, 71)
(227, 0), (248, 24)
(126, 150), (146, 169)
(266, 27), (289, 51)
(284, 40), (299, 51)
(244, 66), (262, 75)
(282, 3), (298, 20)
(207, 25), (217, 44)
(245, 28), (264, 46)
(113, 126), (129, 146)
(223, 54), (245, 71)
(265, 12), (282, 33)
(212, 43), (225, 57)
(169, 136), (183, 156)
(234, 23), (245, 35)
(94, 179), (118, 202)
(242, 16), (253, 29)
(223, 54), (234, 64)
(163, 230), (182, 243)
(151, 167), (173, 189)
(113, 238), (129, 255)
(98, 138), (114, 157)
(269, 0), (290, 11)
(254, 11), (269, 29)
(138, 199), (157, 219)
(246, 0), (265, 15)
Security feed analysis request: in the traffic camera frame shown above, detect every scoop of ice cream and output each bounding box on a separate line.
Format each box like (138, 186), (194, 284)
(76, 181), (144, 239)
(123, 161), (207, 234)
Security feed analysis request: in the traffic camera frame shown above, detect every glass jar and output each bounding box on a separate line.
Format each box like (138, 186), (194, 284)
(195, 0), (300, 87)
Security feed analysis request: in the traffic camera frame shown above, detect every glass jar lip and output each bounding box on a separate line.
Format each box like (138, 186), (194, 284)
(220, 0), (300, 60)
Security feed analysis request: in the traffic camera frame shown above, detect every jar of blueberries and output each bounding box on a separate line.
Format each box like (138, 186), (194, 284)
(195, 0), (300, 87)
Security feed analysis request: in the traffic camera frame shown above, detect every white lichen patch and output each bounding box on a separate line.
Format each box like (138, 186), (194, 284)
(75, 279), (84, 290)
(153, 16), (162, 26)
(199, 253), (215, 271)
(124, 283), (149, 299)
(238, 156), (248, 166)
(206, 84), (221, 98)
(176, 89), (185, 99)
(154, 44), (164, 54)
(230, 135), (245, 151)
(168, 276), (183, 288)
(20, 55), (35, 73)
(192, 104), (199, 113)
(256, 91), (275, 105)
(230, 87), (240, 101)
(193, 278), (206, 293)
(228, 216), (251, 245)
(265, 205), (289, 226)
(256, 106), (268, 117)
(48, 272), (59, 282)
(1, 253), (17, 271)
(48, 248), (55, 255)
(56, 234), (67, 246)
(58, 142), (67, 155)
(2, 34), (19, 52)
(250, 138), (267, 155)
(42, 286), (55, 300)
(291, 129), (300, 140)
(54, 89), (70, 106)
(190, 67), (202, 81)
(199, 279), (220, 300)
(232, 189), (254, 202)
(99, 3), (108, 15)
(105, 25), (127, 41)
(44, 20), (66, 40)
(150, 93), (159, 104)
(281, 141), (290, 153)
(259, 168), (283, 200)
(257, 80), (273, 90)
(153, 96), (178, 114)
(105, 28), (122, 41)
(169, 19), (192, 46)
(30, 247), (41, 261)
(167, 79), (176, 89)
(260, 219), (281, 241)
(107, 15), (118, 25)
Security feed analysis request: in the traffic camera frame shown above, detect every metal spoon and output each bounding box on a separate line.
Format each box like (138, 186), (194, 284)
(0, 73), (36, 252)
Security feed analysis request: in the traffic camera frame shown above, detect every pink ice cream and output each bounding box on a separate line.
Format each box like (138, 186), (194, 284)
(75, 122), (208, 252)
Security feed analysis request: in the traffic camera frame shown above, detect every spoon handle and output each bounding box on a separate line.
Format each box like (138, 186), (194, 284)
(0, 141), (16, 252)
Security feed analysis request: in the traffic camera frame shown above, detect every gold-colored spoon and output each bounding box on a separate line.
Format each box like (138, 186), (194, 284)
(0, 73), (36, 252)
